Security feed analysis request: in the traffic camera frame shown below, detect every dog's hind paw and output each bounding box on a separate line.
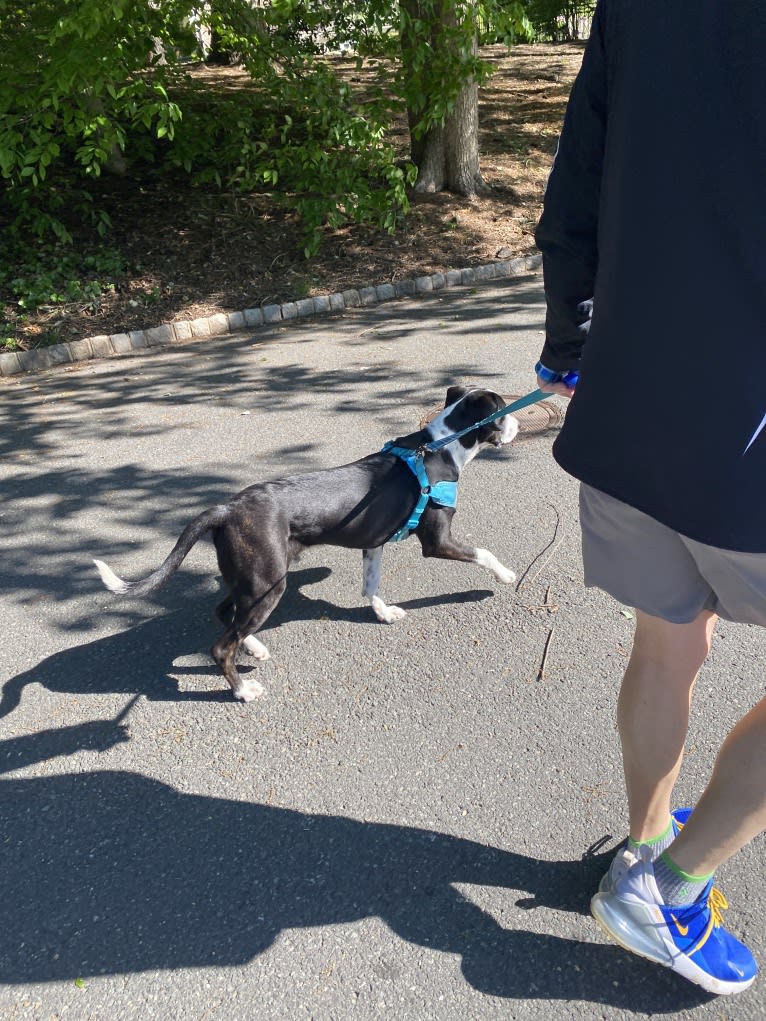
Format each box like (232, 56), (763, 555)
(371, 596), (406, 623)
(233, 678), (265, 702)
(242, 635), (270, 660)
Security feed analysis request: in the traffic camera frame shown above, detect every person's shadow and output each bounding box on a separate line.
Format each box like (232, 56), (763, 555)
(0, 722), (712, 1010)
(0, 566), (494, 718)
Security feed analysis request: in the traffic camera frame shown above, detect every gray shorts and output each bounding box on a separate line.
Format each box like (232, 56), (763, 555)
(579, 483), (766, 626)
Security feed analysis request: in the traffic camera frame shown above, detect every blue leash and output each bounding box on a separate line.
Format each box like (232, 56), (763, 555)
(424, 387), (555, 452)
(382, 386), (558, 541)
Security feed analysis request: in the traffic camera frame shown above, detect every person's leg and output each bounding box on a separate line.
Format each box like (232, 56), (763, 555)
(594, 618), (764, 995)
(662, 692), (766, 878)
(617, 608), (717, 843)
(592, 694), (766, 995)
(579, 485), (720, 894)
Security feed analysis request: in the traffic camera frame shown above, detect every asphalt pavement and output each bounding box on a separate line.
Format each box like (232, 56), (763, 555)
(1, 275), (763, 1021)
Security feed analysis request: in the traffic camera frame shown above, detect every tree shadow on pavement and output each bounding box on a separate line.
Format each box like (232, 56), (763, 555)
(2, 464), (239, 610)
(0, 758), (711, 1011)
(0, 278), (545, 463)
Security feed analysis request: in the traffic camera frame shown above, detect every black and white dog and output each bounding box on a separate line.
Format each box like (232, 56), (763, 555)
(94, 386), (518, 702)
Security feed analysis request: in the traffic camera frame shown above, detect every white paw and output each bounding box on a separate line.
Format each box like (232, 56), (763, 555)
(371, 596), (406, 623)
(501, 416), (520, 444)
(242, 635), (270, 660)
(233, 677), (265, 703)
(475, 548), (516, 585)
(382, 604), (407, 623)
(495, 566), (516, 585)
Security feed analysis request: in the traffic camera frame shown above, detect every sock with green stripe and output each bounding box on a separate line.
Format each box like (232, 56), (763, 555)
(653, 851), (713, 906)
(626, 816), (675, 860)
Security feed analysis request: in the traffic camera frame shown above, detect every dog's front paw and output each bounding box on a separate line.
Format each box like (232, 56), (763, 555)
(475, 548), (516, 585)
(495, 565), (516, 585)
(371, 596), (407, 624)
(242, 635), (270, 660)
(233, 677), (265, 703)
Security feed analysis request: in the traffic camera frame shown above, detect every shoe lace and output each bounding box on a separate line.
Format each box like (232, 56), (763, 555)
(707, 885), (728, 928)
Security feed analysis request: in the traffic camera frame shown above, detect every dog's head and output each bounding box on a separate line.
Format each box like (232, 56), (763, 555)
(427, 386), (519, 462)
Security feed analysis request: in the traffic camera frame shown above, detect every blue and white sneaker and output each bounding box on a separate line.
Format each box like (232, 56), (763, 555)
(591, 848), (757, 995)
(598, 807), (692, 896)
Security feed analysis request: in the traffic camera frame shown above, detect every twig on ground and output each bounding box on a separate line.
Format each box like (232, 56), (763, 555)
(537, 627), (555, 681)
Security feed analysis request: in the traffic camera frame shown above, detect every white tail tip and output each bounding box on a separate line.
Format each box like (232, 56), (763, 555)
(93, 558), (130, 594)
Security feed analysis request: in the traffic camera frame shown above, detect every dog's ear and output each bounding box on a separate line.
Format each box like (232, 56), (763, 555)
(445, 385), (469, 407)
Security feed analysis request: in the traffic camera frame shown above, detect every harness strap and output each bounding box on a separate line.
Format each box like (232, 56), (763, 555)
(381, 442), (457, 543)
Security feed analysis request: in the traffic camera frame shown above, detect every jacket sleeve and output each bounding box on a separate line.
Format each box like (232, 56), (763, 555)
(534, 1), (608, 373)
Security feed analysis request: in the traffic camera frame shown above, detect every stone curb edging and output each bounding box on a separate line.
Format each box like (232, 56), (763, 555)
(0, 254), (542, 379)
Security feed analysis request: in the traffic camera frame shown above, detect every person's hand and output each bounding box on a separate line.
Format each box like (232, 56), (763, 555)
(537, 374), (577, 399)
(534, 361), (578, 398)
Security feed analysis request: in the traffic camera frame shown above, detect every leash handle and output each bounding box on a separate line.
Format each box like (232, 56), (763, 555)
(425, 388), (554, 452)
(535, 361), (580, 390)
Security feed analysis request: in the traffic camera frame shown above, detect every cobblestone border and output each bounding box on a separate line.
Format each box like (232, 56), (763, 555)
(0, 254), (541, 378)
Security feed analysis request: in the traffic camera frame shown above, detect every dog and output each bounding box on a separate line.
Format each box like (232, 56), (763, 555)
(94, 386), (519, 702)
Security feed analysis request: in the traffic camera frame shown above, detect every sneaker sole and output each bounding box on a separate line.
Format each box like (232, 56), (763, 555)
(591, 893), (757, 996)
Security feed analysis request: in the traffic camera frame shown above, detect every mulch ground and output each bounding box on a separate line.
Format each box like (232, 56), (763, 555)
(3, 44), (583, 351)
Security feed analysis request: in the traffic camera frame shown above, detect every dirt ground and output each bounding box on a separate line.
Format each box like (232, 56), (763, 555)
(9, 44), (584, 349)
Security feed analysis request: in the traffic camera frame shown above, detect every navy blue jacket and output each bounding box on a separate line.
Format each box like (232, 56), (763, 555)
(535, 0), (766, 552)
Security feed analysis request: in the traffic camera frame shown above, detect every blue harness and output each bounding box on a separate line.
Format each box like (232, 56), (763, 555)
(381, 442), (458, 542)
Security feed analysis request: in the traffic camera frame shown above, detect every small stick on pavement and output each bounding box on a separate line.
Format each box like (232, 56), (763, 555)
(537, 628), (555, 681)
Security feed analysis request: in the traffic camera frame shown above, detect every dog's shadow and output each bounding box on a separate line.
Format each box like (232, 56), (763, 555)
(0, 566), (494, 718)
(0, 763), (712, 1010)
(265, 564), (494, 629)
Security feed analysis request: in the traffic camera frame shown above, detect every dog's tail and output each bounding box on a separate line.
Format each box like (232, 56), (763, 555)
(94, 504), (230, 598)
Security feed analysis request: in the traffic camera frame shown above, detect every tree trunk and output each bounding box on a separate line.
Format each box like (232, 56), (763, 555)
(443, 74), (488, 194)
(401, 0), (489, 196)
